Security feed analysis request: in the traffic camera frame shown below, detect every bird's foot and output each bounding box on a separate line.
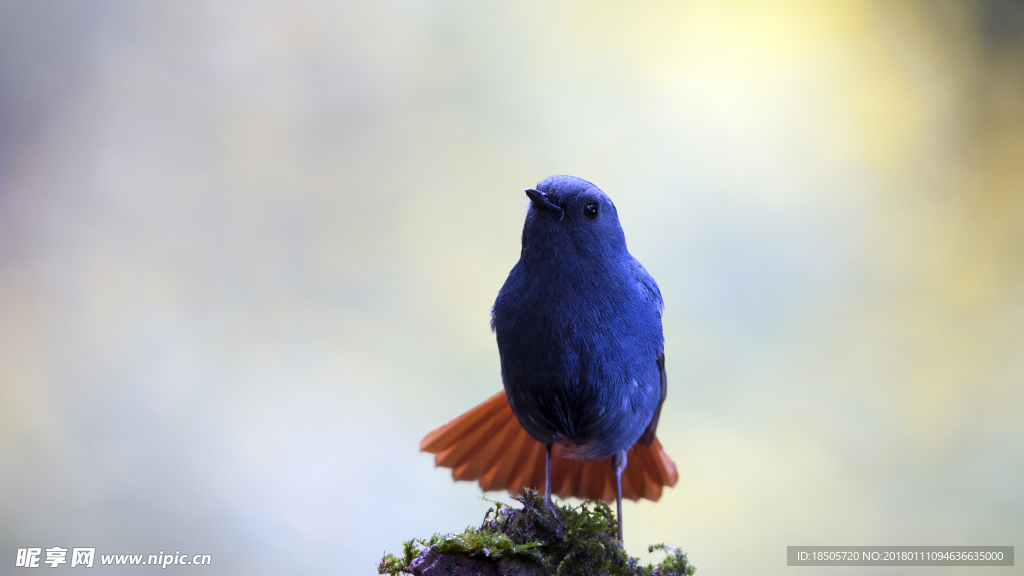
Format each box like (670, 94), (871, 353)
(540, 496), (567, 534)
(543, 497), (560, 518)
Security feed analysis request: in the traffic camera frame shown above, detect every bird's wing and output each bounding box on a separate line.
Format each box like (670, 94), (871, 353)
(421, 390), (677, 502)
(631, 257), (667, 445)
(631, 258), (664, 318)
(637, 353), (667, 446)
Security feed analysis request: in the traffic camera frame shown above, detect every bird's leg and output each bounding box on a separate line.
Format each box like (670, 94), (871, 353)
(612, 449), (628, 542)
(543, 443), (560, 517)
(544, 443), (553, 504)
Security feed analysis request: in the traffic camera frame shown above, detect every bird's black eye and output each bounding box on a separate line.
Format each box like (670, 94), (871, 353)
(583, 202), (599, 220)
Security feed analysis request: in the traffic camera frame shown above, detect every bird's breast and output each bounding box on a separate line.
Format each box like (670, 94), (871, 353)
(492, 264), (662, 458)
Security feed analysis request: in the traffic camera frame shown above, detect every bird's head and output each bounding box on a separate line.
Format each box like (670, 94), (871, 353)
(521, 175), (627, 262)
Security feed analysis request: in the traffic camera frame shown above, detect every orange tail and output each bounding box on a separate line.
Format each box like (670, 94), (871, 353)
(420, 390), (678, 502)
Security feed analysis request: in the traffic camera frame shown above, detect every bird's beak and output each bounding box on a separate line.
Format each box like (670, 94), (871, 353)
(525, 188), (564, 219)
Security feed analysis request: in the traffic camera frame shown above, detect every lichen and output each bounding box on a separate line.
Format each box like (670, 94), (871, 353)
(378, 489), (695, 576)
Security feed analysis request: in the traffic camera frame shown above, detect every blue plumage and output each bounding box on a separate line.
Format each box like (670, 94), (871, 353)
(491, 176), (667, 534)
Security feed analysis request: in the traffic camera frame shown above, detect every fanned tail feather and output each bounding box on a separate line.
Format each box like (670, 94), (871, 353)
(420, 390), (678, 502)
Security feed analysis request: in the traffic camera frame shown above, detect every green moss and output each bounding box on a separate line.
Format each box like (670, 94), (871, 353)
(378, 490), (695, 576)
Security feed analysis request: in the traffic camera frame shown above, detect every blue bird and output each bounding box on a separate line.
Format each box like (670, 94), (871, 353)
(422, 175), (675, 541)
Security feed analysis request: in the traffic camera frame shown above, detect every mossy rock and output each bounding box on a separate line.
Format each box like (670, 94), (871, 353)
(379, 490), (695, 576)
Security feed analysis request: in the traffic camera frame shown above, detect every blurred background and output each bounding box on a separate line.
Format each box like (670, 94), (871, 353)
(1, 1), (1022, 574)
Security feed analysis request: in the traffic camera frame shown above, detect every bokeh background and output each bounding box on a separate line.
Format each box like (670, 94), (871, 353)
(2, 1), (1022, 574)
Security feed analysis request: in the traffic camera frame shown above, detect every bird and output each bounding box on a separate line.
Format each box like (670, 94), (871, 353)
(421, 175), (676, 541)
